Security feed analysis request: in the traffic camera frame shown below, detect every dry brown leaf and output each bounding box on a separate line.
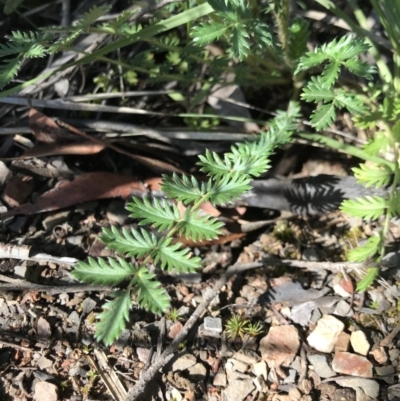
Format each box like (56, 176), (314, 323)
(1, 172), (145, 218)
(1, 175), (34, 207)
(29, 108), (71, 143)
(1, 141), (105, 160)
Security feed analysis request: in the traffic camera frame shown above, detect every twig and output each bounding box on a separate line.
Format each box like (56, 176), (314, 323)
(380, 323), (400, 347)
(0, 277), (112, 295)
(56, 119), (184, 173)
(124, 261), (257, 401)
(0, 339), (31, 351)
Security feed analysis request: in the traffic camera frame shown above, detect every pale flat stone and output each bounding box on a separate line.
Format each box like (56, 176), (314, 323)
(172, 354), (197, 371)
(34, 382), (58, 401)
(252, 361), (268, 380)
(259, 325), (300, 368)
(222, 377), (254, 401)
(307, 315), (344, 353)
(213, 372), (227, 387)
(350, 330), (370, 356)
(37, 356), (52, 370)
(226, 358), (249, 373)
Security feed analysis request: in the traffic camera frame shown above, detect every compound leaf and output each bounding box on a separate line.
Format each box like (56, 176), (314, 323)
(101, 226), (157, 257)
(127, 197), (179, 230)
(71, 257), (135, 286)
(161, 173), (208, 205)
(177, 207), (224, 241)
(131, 267), (170, 314)
(347, 236), (381, 262)
(209, 173), (252, 205)
(341, 196), (387, 220)
(192, 22), (228, 46)
(353, 163), (393, 188)
(356, 267), (379, 292)
(310, 103), (336, 130)
(155, 238), (201, 273)
(95, 290), (132, 345)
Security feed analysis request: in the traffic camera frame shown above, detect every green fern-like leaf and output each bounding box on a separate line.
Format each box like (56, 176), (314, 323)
(131, 267), (170, 314)
(155, 238), (201, 272)
(161, 173), (209, 205)
(0, 57), (21, 89)
(289, 18), (309, 64)
(192, 22), (228, 45)
(352, 163), (393, 188)
(356, 267), (379, 292)
(301, 77), (335, 101)
(362, 132), (389, 156)
(127, 197), (179, 230)
(197, 149), (269, 178)
(348, 236), (381, 262)
(95, 290), (132, 346)
(209, 173), (252, 205)
(296, 36), (373, 87)
(387, 192), (400, 217)
(72, 257), (135, 285)
(310, 103), (336, 130)
(0, 42), (25, 57)
(335, 91), (367, 115)
(177, 207), (224, 241)
(230, 25), (250, 60)
(341, 196), (387, 220)
(76, 5), (112, 28)
(101, 226), (157, 258)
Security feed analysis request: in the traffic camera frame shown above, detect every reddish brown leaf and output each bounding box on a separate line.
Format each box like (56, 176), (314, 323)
(1, 175), (34, 207)
(340, 277), (354, 294)
(1, 142), (105, 160)
(1, 172), (145, 218)
(29, 108), (70, 143)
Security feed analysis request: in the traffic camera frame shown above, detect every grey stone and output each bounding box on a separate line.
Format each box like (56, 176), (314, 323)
(222, 378), (254, 401)
(334, 300), (354, 317)
(81, 297), (96, 315)
(204, 316), (222, 333)
(308, 354), (336, 378)
(283, 369), (297, 383)
(136, 347), (151, 363)
(14, 265), (28, 279)
(375, 365), (395, 384)
(334, 377), (379, 400)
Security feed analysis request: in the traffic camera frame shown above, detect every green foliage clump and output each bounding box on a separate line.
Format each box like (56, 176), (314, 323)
(72, 105), (300, 345)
